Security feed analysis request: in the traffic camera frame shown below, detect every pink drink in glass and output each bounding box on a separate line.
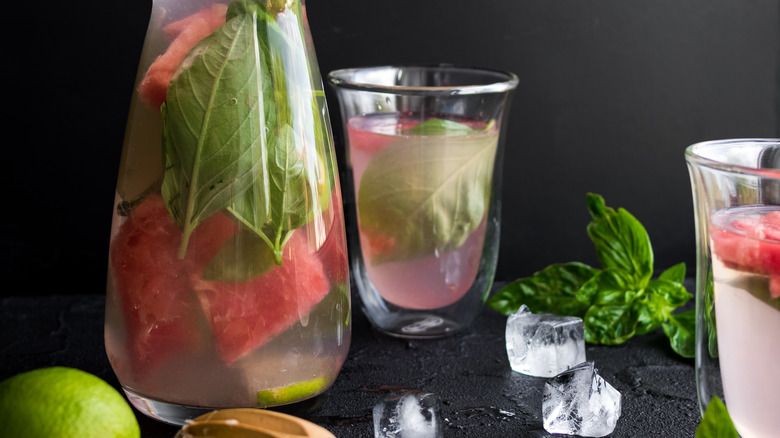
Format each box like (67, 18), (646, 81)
(709, 206), (780, 438)
(347, 113), (498, 310)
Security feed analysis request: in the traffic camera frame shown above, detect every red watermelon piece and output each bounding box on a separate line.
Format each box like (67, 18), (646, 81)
(162, 3), (228, 39)
(193, 231), (330, 365)
(137, 3), (227, 109)
(711, 210), (780, 297)
(109, 195), (237, 375)
(347, 117), (418, 153)
(347, 122), (395, 153)
(317, 191), (349, 285)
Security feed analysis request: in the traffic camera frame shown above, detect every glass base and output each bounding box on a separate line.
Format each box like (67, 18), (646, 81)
(124, 388), (216, 426)
(124, 385), (329, 426)
(367, 311), (464, 339)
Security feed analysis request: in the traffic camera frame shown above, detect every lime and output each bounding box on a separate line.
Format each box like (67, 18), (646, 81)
(0, 367), (140, 438)
(256, 377), (329, 407)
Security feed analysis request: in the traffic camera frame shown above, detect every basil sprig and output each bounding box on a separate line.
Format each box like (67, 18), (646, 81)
(487, 193), (695, 357)
(160, 0), (330, 276)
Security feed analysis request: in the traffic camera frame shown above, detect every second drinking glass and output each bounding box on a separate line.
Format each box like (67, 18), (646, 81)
(686, 138), (780, 438)
(329, 65), (518, 338)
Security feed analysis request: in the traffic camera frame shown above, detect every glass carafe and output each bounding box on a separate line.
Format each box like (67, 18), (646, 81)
(105, 0), (350, 425)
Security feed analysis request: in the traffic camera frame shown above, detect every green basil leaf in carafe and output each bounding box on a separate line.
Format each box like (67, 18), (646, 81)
(202, 230), (277, 282)
(228, 124), (311, 265)
(161, 10), (270, 259)
(161, 0), (329, 267)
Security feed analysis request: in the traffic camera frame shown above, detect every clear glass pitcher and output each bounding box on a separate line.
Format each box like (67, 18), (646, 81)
(686, 138), (780, 438)
(105, 0), (350, 425)
(328, 65), (518, 338)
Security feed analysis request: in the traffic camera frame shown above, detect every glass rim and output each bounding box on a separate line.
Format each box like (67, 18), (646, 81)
(685, 138), (780, 177)
(327, 64), (519, 95)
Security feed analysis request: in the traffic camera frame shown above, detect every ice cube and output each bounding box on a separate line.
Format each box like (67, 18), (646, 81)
(505, 305), (586, 377)
(373, 391), (443, 438)
(542, 361), (622, 437)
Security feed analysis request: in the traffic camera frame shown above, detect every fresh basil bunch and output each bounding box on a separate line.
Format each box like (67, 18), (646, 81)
(487, 193), (695, 357)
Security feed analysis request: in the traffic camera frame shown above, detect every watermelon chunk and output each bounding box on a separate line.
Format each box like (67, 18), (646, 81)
(109, 195), (237, 375)
(193, 232), (331, 365)
(347, 117), (419, 153)
(162, 3), (228, 39)
(317, 191), (349, 285)
(112, 194), (333, 370)
(137, 3), (228, 109)
(711, 209), (780, 297)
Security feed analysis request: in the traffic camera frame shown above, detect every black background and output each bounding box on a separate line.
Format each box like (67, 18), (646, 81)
(3, 0), (778, 297)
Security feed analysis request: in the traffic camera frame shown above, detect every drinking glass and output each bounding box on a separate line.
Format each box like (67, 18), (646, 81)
(686, 138), (780, 437)
(105, 0), (350, 425)
(328, 65), (518, 338)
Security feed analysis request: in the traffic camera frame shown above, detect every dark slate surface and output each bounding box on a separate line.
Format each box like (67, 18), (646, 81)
(0, 290), (699, 437)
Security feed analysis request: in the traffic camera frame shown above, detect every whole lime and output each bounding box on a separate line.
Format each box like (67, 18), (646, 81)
(0, 366), (140, 438)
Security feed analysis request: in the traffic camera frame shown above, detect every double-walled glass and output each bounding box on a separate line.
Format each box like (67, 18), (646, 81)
(686, 139), (780, 438)
(329, 66), (518, 338)
(105, 0), (350, 425)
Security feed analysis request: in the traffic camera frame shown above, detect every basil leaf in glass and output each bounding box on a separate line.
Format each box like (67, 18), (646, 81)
(358, 121), (498, 264)
(403, 118), (485, 136)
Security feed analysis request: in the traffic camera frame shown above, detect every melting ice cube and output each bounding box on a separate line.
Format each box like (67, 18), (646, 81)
(373, 391), (443, 438)
(505, 305), (586, 377)
(542, 361), (622, 437)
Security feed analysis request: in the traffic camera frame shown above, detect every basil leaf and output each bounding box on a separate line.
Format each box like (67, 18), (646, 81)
(586, 193), (653, 286)
(161, 11), (268, 257)
(695, 396), (739, 438)
(576, 268), (636, 307)
(704, 269), (719, 358)
(228, 124), (311, 263)
(403, 118), (480, 136)
(633, 278), (692, 335)
(633, 292), (673, 335)
(163, 0), (329, 267)
(573, 269), (641, 344)
(486, 262), (597, 316)
(658, 262), (686, 284)
(203, 230), (277, 282)
(662, 309), (696, 358)
(652, 276), (692, 307)
(583, 303), (638, 345)
(358, 129), (498, 264)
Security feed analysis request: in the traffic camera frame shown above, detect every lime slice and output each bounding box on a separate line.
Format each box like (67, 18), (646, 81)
(256, 377), (329, 407)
